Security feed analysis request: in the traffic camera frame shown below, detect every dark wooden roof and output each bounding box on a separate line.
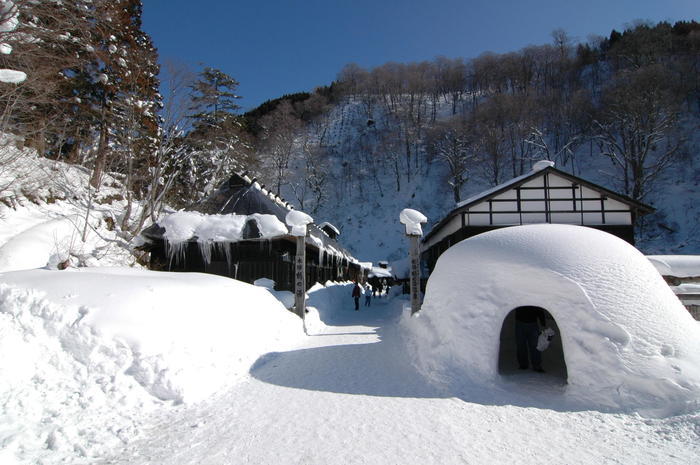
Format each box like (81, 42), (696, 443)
(196, 173), (291, 221)
(423, 165), (655, 243)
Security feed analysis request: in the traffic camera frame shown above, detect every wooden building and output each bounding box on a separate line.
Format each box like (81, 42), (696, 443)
(140, 173), (368, 290)
(422, 161), (654, 272)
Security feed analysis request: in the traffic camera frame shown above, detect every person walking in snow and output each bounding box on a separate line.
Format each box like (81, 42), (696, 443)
(514, 305), (546, 372)
(352, 281), (362, 311)
(364, 282), (372, 307)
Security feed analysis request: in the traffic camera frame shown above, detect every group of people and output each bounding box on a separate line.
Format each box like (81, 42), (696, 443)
(351, 279), (388, 311)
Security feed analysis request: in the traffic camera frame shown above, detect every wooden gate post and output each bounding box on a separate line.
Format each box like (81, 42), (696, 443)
(286, 210), (314, 334)
(399, 209), (427, 315)
(408, 234), (421, 315)
(294, 234), (306, 320)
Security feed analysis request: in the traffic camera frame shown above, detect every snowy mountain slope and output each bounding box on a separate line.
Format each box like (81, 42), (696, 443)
(280, 98), (700, 263)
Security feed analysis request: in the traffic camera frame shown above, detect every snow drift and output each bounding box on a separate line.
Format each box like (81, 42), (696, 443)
(0, 268), (304, 404)
(407, 224), (700, 413)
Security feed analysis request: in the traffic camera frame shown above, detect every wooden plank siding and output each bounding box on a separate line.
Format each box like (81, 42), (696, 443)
(422, 167), (653, 273)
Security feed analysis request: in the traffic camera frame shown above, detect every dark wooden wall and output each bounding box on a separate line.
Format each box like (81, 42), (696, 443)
(148, 238), (367, 291)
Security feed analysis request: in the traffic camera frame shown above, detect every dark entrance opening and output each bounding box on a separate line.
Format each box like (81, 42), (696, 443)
(498, 307), (568, 381)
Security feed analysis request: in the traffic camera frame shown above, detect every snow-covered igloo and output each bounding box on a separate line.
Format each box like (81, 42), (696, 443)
(411, 224), (700, 411)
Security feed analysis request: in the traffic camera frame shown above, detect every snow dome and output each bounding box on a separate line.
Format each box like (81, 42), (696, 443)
(412, 224), (700, 412)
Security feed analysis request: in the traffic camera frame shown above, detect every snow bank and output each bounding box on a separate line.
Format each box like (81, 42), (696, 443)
(647, 255), (700, 278)
(0, 146), (142, 272)
(405, 224), (700, 413)
(305, 281), (354, 330)
(0, 283), (159, 463)
(0, 268), (306, 462)
(0, 215), (82, 272)
(254, 277), (295, 309)
(0, 268), (304, 403)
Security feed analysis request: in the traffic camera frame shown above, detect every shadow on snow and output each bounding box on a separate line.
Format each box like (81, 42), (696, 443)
(250, 288), (613, 413)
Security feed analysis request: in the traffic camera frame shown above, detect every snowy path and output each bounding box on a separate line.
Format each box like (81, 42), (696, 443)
(101, 296), (699, 465)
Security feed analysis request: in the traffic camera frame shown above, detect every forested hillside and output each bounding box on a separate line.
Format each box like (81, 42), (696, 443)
(1, 2), (698, 261)
(257, 21), (700, 260)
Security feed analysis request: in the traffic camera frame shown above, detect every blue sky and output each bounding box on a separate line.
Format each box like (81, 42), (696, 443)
(142, 0), (699, 111)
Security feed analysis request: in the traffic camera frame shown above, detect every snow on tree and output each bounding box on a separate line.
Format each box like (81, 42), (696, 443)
(0, 0), (24, 84)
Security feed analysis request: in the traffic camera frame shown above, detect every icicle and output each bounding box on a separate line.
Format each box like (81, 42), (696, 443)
(197, 240), (214, 266)
(223, 242), (233, 274)
(165, 240), (188, 268)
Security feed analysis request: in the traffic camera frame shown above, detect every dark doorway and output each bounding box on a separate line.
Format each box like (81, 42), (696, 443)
(498, 307), (568, 381)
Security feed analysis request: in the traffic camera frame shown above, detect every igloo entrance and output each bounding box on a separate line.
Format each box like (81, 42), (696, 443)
(498, 306), (568, 381)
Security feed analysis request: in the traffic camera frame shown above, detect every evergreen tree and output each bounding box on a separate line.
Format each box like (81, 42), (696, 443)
(188, 67), (241, 137)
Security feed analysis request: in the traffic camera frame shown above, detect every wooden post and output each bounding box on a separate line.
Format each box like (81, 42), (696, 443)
(408, 234), (421, 315)
(285, 210), (314, 335)
(294, 235), (306, 322)
(400, 208), (427, 316)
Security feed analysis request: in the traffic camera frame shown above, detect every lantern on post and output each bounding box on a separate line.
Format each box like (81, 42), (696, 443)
(399, 208), (427, 315)
(285, 210), (314, 333)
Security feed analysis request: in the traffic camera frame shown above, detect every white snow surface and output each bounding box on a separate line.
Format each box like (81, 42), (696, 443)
(254, 277), (295, 309)
(99, 289), (700, 465)
(0, 268), (306, 464)
(0, 146), (142, 272)
(399, 208), (427, 236)
(533, 159), (556, 171)
(0, 69), (26, 83)
(409, 224), (700, 414)
(647, 255), (700, 278)
(1, 258), (699, 464)
(160, 210), (288, 244)
(1, 268), (303, 403)
(285, 209), (313, 236)
(1, 143), (699, 464)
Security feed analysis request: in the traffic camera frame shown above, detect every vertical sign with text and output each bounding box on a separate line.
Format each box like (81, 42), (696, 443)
(294, 237), (306, 319)
(409, 235), (421, 315)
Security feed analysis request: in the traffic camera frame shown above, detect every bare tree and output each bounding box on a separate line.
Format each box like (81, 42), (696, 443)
(258, 100), (300, 195)
(425, 118), (477, 203)
(593, 65), (684, 202)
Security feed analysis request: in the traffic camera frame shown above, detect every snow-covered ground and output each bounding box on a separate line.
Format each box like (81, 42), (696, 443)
(100, 295), (700, 464)
(2, 267), (699, 464)
(1, 143), (699, 464)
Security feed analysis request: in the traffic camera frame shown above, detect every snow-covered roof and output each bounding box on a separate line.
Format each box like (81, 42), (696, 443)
(647, 255), (700, 278)
(368, 266), (393, 278)
(318, 222), (340, 237)
(140, 172), (363, 266)
(408, 224), (700, 412)
(158, 211), (288, 243)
